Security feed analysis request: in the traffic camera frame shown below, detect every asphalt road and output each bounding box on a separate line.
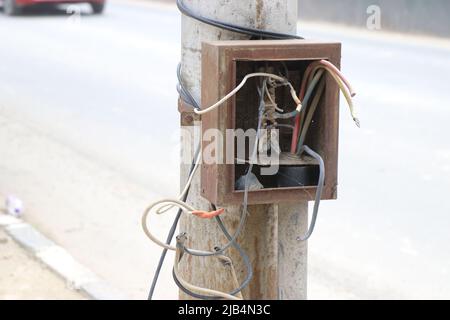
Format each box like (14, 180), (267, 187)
(1, 0), (450, 299)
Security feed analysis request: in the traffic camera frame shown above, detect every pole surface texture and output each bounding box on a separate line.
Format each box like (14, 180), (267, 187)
(180, 0), (308, 300)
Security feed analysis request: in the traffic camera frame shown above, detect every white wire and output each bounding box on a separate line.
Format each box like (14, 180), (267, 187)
(173, 250), (242, 300)
(142, 199), (195, 251)
(194, 72), (301, 115)
(141, 153), (220, 255)
(155, 151), (201, 215)
(264, 81), (284, 112)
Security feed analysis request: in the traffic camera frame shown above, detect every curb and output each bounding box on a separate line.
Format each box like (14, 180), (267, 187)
(0, 214), (128, 300)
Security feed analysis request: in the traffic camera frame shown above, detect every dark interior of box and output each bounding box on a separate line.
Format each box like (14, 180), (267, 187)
(233, 59), (326, 191)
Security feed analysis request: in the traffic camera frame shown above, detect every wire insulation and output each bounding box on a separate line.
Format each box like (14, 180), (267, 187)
(176, 0), (303, 40)
(147, 145), (200, 299)
(194, 73), (300, 115)
(296, 145), (325, 241)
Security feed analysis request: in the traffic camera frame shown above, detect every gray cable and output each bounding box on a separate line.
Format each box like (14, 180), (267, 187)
(297, 77), (326, 152)
(179, 79), (267, 258)
(296, 145), (325, 241)
(147, 145), (200, 300)
(297, 70), (325, 134)
(176, 63), (200, 110)
(172, 213), (253, 300)
(172, 79), (267, 298)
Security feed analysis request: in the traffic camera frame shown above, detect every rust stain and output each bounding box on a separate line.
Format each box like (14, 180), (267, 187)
(251, 236), (262, 298)
(230, 218), (239, 230)
(255, 0), (263, 29)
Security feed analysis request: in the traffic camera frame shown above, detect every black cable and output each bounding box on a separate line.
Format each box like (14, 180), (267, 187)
(176, 0), (303, 110)
(178, 79), (266, 258)
(177, 0), (303, 40)
(172, 79), (267, 299)
(171, 80), (266, 299)
(147, 146), (200, 300)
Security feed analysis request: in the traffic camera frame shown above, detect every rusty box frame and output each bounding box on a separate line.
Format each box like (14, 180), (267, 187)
(200, 40), (341, 206)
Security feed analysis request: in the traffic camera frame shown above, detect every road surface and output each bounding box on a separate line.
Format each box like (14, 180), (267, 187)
(1, 0), (450, 299)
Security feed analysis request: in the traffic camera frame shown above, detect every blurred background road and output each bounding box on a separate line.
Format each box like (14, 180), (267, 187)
(1, 0), (450, 299)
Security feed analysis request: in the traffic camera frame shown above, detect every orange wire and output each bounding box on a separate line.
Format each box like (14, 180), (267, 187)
(191, 208), (225, 219)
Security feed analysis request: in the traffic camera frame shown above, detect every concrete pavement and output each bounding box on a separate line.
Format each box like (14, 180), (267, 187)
(0, 225), (85, 299)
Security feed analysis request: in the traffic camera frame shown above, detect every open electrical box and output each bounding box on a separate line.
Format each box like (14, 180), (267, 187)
(200, 40), (341, 206)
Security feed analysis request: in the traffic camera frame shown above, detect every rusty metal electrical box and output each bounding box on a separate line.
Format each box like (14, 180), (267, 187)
(200, 40), (341, 206)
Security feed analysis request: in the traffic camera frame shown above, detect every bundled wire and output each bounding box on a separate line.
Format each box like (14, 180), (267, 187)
(172, 79), (268, 299)
(175, 0), (302, 112)
(174, 233), (243, 300)
(147, 0), (343, 301)
(144, 79), (268, 300)
(273, 69), (325, 120)
(173, 213), (253, 300)
(290, 60), (359, 154)
(296, 77), (326, 152)
(146, 145), (200, 299)
(146, 144), (252, 299)
(176, 63), (200, 110)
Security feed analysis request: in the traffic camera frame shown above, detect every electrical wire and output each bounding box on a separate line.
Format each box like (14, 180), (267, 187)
(173, 209), (255, 299)
(155, 151), (201, 215)
(290, 60), (359, 153)
(171, 81), (267, 299)
(147, 146), (252, 301)
(149, 0), (327, 299)
(296, 77), (326, 151)
(147, 145), (200, 300)
(173, 233), (242, 300)
(273, 69), (324, 120)
(194, 73), (301, 115)
(296, 70), (324, 132)
(318, 60), (355, 97)
(142, 199), (195, 251)
(143, 84), (274, 256)
(176, 63), (200, 110)
(176, 0), (303, 40)
(179, 79), (267, 259)
(308, 64), (359, 127)
(267, 124), (295, 130)
(295, 145), (325, 241)
(264, 81), (283, 112)
(300, 61), (354, 100)
(146, 61), (270, 300)
(172, 212), (254, 300)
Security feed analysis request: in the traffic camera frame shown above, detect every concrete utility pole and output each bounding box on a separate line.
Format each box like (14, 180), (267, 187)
(179, 0), (308, 300)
